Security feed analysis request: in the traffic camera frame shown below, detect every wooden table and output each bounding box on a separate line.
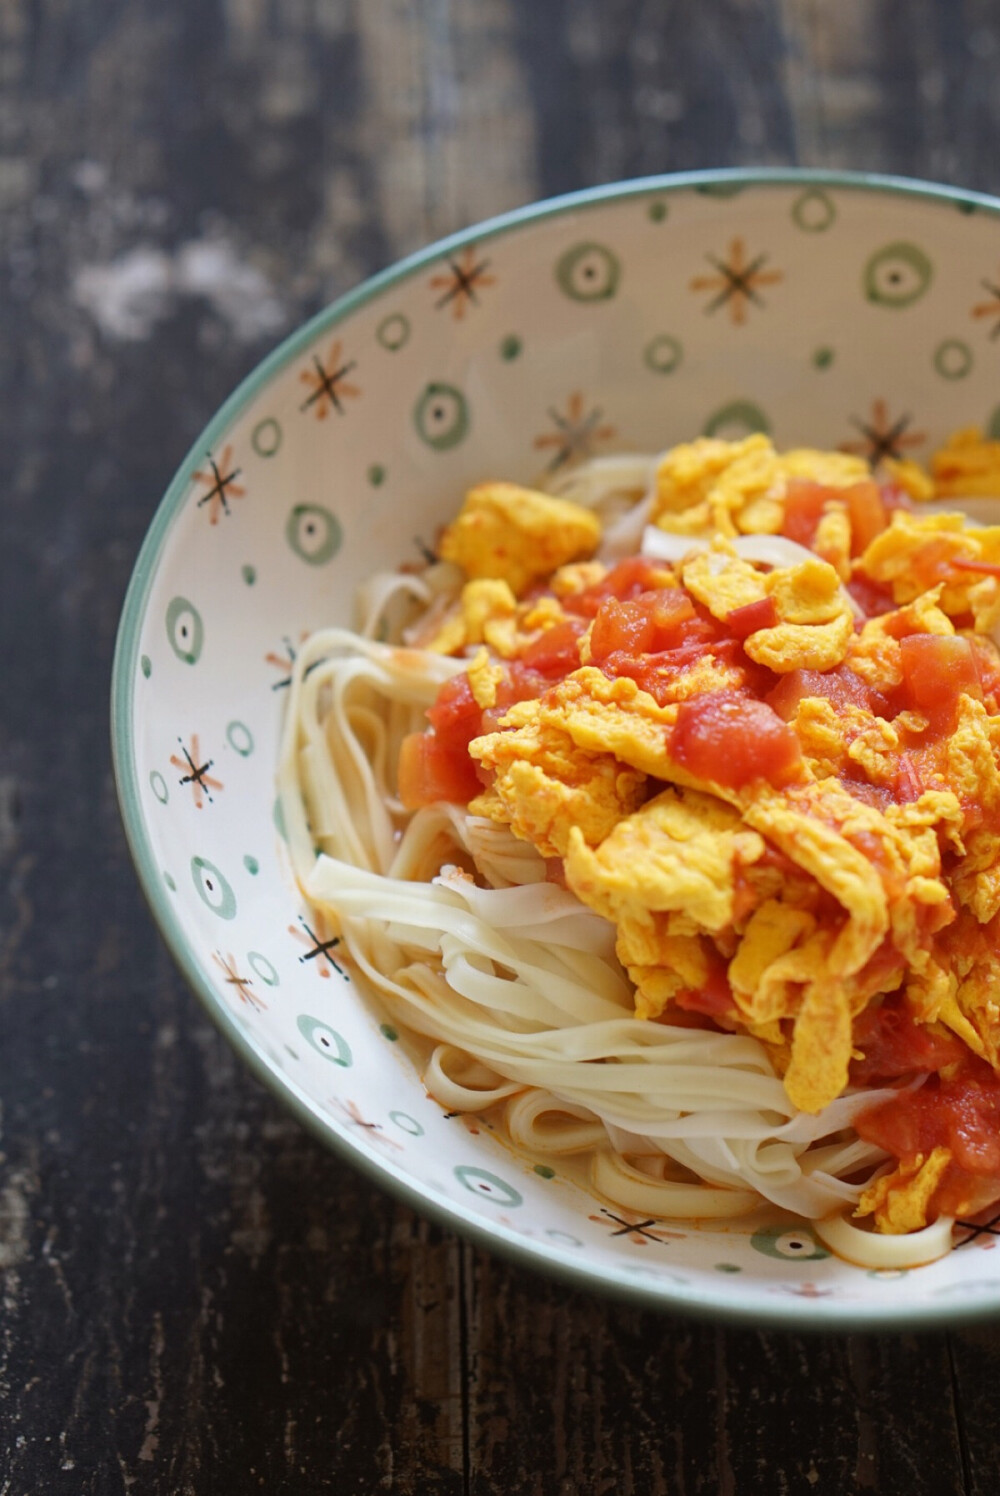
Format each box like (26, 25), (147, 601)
(4, 3), (1000, 1490)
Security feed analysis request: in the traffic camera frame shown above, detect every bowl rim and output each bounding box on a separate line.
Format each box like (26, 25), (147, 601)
(112, 165), (1000, 1330)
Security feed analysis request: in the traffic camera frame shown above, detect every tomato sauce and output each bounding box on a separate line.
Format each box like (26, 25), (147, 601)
(855, 1058), (1000, 1218)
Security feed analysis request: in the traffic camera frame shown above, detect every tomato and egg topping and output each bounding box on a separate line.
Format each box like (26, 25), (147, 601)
(398, 436), (1000, 1235)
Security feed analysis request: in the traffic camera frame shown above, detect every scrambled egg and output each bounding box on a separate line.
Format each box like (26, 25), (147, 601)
(681, 549), (855, 672)
(652, 434), (868, 538)
(439, 481), (601, 596)
(425, 436), (1000, 1233)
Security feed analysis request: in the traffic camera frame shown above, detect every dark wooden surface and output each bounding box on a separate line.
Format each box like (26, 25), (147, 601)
(5, 3), (1000, 1491)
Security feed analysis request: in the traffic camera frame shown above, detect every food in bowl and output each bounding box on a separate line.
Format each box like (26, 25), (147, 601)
(280, 426), (1000, 1269)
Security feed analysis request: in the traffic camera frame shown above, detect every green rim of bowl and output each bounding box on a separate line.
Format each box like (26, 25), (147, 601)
(112, 167), (1000, 1331)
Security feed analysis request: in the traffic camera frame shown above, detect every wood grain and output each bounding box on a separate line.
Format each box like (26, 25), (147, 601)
(2, 2), (1000, 1492)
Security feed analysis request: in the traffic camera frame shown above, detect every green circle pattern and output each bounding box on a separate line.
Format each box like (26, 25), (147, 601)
(377, 313), (410, 352)
(644, 334), (683, 374)
(241, 564), (256, 586)
(554, 242), (621, 302)
(792, 189), (836, 232)
(165, 596), (204, 666)
(390, 1111), (423, 1136)
(140, 655), (151, 678)
(190, 856), (237, 920)
(247, 951), (279, 986)
(703, 400), (771, 439)
(933, 338), (973, 380)
(413, 383), (470, 452)
(367, 464), (386, 487)
(297, 1015), (352, 1066)
(500, 334), (522, 360)
(285, 504), (342, 565)
(453, 1165), (522, 1208)
(252, 417), (282, 458)
(863, 242), (934, 308)
(750, 1225), (829, 1261)
(226, 720), (254, 757)
(813, 347), (835, 370)
(149, 770), (168, 804)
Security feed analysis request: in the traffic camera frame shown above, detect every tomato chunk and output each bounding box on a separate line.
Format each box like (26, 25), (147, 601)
(397, 731), (482, 808)
(766, 665), (891, 722)
(426, 672), (483, 751)
(845, 479), (888, 555)
(589, 589), (697, 663)
(520, 619), (585, 677)
(725, 595), (779, 640)
(564, 556), (669, 617)
(899, 633), (982, 712)
(781, 479), (834, 548)
(850, 997), (967, 1085)
(670, 691), (804, 790)
(855, 1059), (1000, 1216)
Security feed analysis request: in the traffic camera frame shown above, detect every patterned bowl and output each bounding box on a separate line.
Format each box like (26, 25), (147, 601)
(113, 169), (1000, 1328)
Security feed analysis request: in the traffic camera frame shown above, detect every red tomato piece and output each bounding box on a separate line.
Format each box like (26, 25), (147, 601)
(846, 574), (897, 619)
(725, 595), (779, 640)
(850, 997), (967, 1085)
(520, 619), (585, 677)
(781, 479), (834, 547)
(426, 672), (483, 751)
(670, 691), (804, 790)
(899, 633), (982, 712)
(855, 1059), (1000, 1215)
(765, 665), (891, 722)
(589, 589), (697, 664)
(893, 752), (924, 804)
(589, 597), (657, 661)
(844, 479), (888, 555)
(397, 731), (482, 809)
(563, 556), (667, 617)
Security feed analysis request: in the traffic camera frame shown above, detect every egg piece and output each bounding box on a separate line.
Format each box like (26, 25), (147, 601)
(468, 717), (646, 858)
(881, 456), (935, 502)
(564, 785), (765, 936)
(439, 482), (601, 596)
(856, 509), (1000, 616)
(652, 435), (870, 541)
(931, 426), (1000, 497)
(855, 1147), (952, 1233)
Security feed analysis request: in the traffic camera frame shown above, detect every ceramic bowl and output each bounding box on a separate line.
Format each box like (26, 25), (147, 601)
(113, 169), (1000, 1328)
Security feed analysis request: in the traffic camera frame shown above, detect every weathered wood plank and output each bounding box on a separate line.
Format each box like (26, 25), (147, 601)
(4, 2), (1000, 1494)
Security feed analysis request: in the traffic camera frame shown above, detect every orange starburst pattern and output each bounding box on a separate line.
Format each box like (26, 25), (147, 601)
(191, 444), (245, 525)
(690, 237), (784, 325)
(331, 1098), (403, 1150)
(428, 245), (497, 319)
(971, 268), (1000, 338)
(533, 391), (616, 472)
(170, 734), (223, 809)
(264, 631), (310, 690)
(299, 340), (360, 420)
(840, 398), (926, 464)
(288, 912), (346, 979)
(588, 1208), (687, 1247)
(212, 951), (265, 1011)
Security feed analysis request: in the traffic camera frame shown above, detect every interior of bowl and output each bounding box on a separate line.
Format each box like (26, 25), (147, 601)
(113, 169), (1000, 1327)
